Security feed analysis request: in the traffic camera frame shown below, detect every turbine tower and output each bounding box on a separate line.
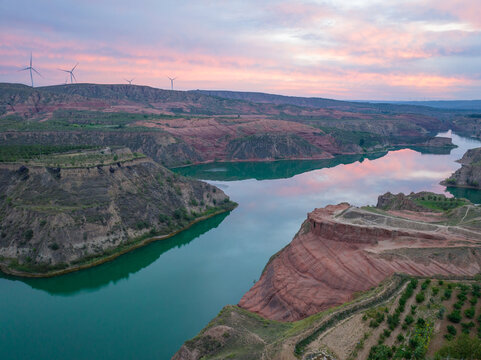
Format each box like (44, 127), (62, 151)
(168, 76), (177, 90)
(59, 63), (78, 84)
(19, 53), (41, 87)
(125, 78), (134, 85)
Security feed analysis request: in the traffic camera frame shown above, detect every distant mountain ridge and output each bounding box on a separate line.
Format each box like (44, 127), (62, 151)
(369, 99), (481, 111)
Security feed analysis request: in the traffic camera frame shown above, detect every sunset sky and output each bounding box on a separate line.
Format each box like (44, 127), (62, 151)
(1, 0), (480, 100)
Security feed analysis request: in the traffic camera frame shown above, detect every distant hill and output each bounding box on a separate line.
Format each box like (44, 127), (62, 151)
(192, 89), (451, 115)
(370, 100), (481, 111)
(0, 82), (474, 166)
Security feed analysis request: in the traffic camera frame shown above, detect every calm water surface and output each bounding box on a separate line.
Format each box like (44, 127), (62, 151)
(1, 132), (481, 359)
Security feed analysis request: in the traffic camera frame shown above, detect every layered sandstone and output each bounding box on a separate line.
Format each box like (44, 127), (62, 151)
(238, 201), (481, 321)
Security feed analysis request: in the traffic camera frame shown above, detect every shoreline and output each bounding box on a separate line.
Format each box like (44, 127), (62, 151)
(170, 143), (457, 169)
(0, 205), (236, 279)
(441, 182), (481, 190)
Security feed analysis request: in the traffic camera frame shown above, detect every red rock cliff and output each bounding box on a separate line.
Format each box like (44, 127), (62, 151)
(238, 203), (481, 321)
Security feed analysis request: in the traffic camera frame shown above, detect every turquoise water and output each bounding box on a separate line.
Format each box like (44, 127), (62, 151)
(1, 132), (481, 359)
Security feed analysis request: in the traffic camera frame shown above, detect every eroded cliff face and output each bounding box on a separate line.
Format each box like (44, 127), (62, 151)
(238, 201), (481, 322)
(443, 147), (481, 188)
(0, 149), (234, 276)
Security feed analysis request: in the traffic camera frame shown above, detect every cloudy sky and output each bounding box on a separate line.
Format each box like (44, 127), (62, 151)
(1, 0), (480, 100)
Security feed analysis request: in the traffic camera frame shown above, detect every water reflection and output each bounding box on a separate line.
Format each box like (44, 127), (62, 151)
(174, 146), (456, 182)
(446, 187), (481, 204)
(174, 153), (388, 181)
(2, 211), (230, 296)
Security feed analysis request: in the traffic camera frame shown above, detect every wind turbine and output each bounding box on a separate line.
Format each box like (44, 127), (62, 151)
(59, 63), (78, 84)
(125, 78), (134, 85)
(168, 76), (177, 90)
(19, 53), (41, 87)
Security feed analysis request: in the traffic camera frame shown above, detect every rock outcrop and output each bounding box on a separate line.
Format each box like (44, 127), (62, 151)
(0, 147), (235, 276)
(442, 147), (481, 188)
(238, 195), (481, 321)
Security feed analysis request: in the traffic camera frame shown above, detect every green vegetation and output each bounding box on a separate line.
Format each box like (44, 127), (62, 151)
(413, 194), (469, 212)
(436, 335), (481, 359)
(294, 276), (409, 356)
(317, 126), (384, 150)
(176, 275), (481, 360)
(0, 110), (167, 132)
(448, 310), (462, 323)
(444, 177), (457, 185)
(0, 144), (97, 162)
(368, 344), (392, 359)
(23, 229), (33, 240)
(415, 292), (425, 303)
(0, 146), (145, 168)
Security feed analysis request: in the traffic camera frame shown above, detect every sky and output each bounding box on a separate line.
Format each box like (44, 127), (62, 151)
(1, 0), (480, 100)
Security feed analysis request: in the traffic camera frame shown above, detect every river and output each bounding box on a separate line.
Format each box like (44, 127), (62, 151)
(1, 132), (480, 359)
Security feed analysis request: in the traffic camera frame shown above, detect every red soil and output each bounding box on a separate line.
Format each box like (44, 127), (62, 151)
(238, 204), (481, 321)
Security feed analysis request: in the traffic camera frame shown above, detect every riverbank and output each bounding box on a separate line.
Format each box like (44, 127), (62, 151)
(0, 202), (237, 278)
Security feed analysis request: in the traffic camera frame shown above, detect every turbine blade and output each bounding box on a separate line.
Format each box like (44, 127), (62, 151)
(32, 67), (42, 76)
(72, 72), (77, 82)
(30, 52), (32, 67)
(19, 67), (29, 72)
(72, 63), (78, 71)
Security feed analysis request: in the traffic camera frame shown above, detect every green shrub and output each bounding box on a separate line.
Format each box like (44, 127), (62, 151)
(404, 315), (414, 325)
(443, 289), (452, 300)
(447, 325), (457, 336)
(417, 318), (426, 327)
(415, 292), (425, 303)
(23, 229), (33, 240)
(387, 313), (400, 330)
(453, 301), (464, 310)
(448, 310), (462, 323)
(472, 283), (481, 298)
(368, 344), (392, 360)
(421, 279), (431, 290)
(135, 221), (150, 230)
(444, 333), (454, 341)
(462, 321), (475, 334)
(465, 307), (476, 319)
(158, 213), (171, 223)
